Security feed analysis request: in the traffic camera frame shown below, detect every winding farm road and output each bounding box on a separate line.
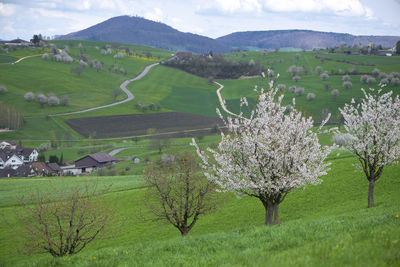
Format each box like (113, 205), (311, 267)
(50, 63), (159, 117)
(215, 81), (238, 117)
(109, 147), (134, 156)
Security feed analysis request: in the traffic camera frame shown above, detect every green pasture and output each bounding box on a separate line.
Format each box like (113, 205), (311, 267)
(0, 154), (399, 266)
(221, 51), (400, 122)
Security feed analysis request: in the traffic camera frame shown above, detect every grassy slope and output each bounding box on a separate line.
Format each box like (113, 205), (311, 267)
(222, 51), (400, 122)
(0, 41), (171, 140)
(0, 155), (399, 266)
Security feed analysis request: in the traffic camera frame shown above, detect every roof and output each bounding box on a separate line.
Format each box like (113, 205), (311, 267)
(0, 140), (16, 145)
(32, 162), (52, 173)
(75, 153), (117, 164)
(0, 164), (34, 178)
(90, 153), (117, 163)
(48, 163), (62, 172)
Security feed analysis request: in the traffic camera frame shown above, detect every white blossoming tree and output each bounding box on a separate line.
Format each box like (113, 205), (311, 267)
(192, 86), (332, 225)
(339, 89), (400, 207)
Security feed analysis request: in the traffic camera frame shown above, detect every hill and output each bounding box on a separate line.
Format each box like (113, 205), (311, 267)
(56, 16), (231, 54)
(56, 16), (400, 53)
(217, 30), (400, 50)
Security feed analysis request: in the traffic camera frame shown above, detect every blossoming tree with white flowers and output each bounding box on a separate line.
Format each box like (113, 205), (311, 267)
(339, 89), (400, 207)
(192, 86), (332, 225)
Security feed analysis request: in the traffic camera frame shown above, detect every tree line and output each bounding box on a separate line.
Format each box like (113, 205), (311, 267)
(162, 53), (265, 79)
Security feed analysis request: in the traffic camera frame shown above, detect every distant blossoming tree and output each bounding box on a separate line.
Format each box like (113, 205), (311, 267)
(339, 89), (400, 207)
(192, 85), (332, 225)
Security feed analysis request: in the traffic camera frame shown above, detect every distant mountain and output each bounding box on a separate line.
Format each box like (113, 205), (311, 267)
(56, 16), (399, 53)
(56, 16), (230, 54)
(217, 30), (400, 50)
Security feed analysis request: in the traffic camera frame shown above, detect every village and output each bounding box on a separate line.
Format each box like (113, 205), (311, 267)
(0, 140), (118, 178)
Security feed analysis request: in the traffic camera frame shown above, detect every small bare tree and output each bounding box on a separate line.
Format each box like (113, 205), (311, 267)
(143, 152), (217, 236)
(15, 183), (119, 257)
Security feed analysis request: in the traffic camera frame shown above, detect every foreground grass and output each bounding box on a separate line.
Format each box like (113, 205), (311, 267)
(26, 207), (400, 266)
(0, 155), (399, 266)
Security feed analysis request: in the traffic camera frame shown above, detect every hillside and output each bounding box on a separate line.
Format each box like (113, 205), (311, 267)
(56, 16), (231, 54)
(56, 16), (400, 53)
(217, 30), (400, 50)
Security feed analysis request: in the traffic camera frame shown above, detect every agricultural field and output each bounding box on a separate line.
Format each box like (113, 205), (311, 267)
(65, 112), (222, 138)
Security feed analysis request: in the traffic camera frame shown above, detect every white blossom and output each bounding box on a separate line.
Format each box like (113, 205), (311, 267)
(192, 87), (332, 224)
(338, 88), (400, 207)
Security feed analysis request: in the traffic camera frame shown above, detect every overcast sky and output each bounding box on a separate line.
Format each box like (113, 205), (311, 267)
(1, 0), (399, 41)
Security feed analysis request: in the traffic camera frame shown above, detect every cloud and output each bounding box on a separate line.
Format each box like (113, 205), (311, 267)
(262, 0), (373, 17)
(197, 0), (373, 19)
(144, 7), (164, 22)
(197, 0), (262, 15)
(0, 2), (16, 16)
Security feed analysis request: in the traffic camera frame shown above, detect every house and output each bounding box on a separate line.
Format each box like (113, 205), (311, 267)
(0, 164), (35, 178)
(74, 153), (118, 174)
(0, 147), (38, 169)
(48, 163), (62, 175)
(14, 147), (39, 163)
(0, 141), (16, 150)
(32, 162), (61, 176)
(0, 150), (24, 169)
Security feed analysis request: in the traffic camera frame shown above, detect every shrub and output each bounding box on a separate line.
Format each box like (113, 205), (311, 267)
(48, 95), (60, 106)
(0, 85), (7, 94)
(391, 77), (400, 86)
(367, 77), (376, 84)
(306, 93), (315, 101)
(37, 94), (48, 108)
(360, 75), (369, 84)
(295, 87), (304, 96)
(391, 72), (399, 78)
(320, 72), (329, 80)
(371, 68), (380, 77)
(343, 81), (352, 89)
(332, 133), (352, 147)
(378, 72), (388, 79)
(342, 75), (350, 81)
(331, 89), (339, 99)
(349, 66), (358, 74)
(292, 75), (301, 82)
(380, 78), (389, 86)
(79, 60), (88, 67)
(277, 84), (286, 91)
(24, 92), (35, 101)
(38, 143), (50, 152)
(61, 95), (70, 106)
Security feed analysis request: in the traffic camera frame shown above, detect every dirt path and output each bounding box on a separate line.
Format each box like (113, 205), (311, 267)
(14, 54), (42, 63)
(109, 147), (134, 156)
(215, 81), (238, 117)
(50, 63), (159, 117)
(0, 54), (42, 65)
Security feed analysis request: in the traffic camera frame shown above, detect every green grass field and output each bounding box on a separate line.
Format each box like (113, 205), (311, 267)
(0, 155), (399, 266)
(2, 43), (400, 141)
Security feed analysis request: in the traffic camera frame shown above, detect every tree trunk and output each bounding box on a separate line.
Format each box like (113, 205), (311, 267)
(273, 202), (279, 225)
(368, 180), (375, 207)
(264, 202), (274, 225)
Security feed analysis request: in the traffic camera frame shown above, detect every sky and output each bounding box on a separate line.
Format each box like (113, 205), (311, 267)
(0, 0), (399, 41)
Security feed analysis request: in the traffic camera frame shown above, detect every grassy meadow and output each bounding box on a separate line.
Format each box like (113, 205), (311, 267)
(0, 154), (399, 266)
